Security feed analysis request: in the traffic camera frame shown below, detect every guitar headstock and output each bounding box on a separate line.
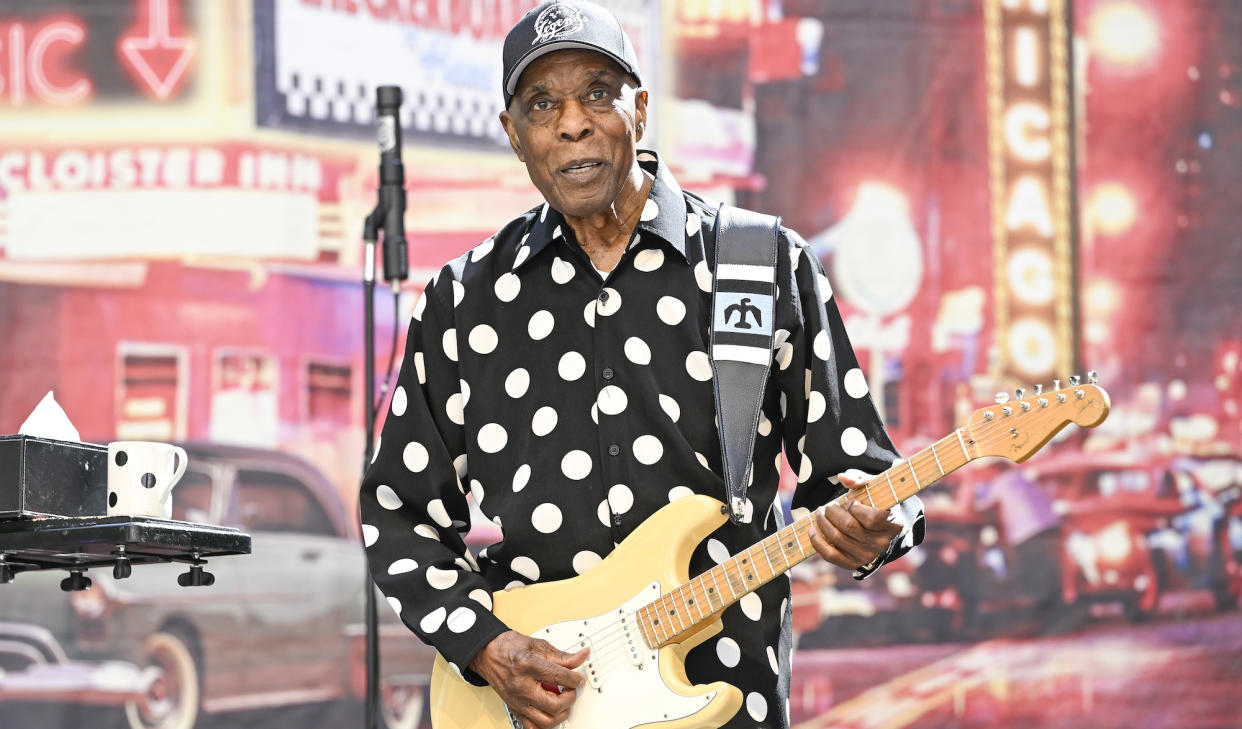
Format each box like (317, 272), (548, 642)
(965, 373), (1111, 463)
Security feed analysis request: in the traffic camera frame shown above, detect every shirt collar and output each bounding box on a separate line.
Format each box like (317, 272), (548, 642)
(516, 150), (688, 270)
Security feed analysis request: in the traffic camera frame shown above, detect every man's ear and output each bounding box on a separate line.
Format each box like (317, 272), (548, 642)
(634, 89), (649, 143)
(499, 110), (525, 162)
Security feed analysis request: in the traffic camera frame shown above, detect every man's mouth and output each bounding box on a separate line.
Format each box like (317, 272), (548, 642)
(560, 159), (605, 175)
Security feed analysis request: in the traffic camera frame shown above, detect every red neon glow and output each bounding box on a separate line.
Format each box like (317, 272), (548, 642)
(1, 16), (93, 106)
(118, 0), (196, 100)
(28, 20), (91, 105)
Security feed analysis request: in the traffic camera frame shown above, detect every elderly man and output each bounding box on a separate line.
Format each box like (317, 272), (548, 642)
(360, 2), (924, 728)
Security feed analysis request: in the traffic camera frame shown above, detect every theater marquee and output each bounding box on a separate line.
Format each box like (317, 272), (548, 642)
(985, 0), (1080, 384)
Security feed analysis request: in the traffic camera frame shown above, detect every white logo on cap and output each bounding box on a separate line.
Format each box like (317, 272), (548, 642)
(533, 2), (587, 44)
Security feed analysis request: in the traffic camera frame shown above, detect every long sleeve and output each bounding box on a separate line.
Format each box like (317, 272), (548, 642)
(359, 270), (508, 684)
(772, 231), (925, 577)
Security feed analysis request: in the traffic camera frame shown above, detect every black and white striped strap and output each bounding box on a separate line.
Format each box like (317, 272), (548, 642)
(710, 205), (780, 525)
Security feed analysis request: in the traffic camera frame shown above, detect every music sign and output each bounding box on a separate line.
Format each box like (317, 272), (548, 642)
(0, 0), (199, 106)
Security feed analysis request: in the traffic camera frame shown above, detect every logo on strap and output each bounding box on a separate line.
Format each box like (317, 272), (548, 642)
(714, 292), (773, 338)
(723, 297), (763, 330)
(533, 3), (587, 44)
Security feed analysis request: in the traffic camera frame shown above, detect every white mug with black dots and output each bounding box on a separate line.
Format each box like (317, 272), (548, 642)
(107, 441), (188, 519)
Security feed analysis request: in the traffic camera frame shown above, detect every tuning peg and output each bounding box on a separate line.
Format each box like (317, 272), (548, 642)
(994, 392), (1010, 404)
(1053, 379), (1061, 390)
(1087, 370), (1098, 384)
(1015, 388), (1025, 399)
(1034, 384), (1043, 396)
(1069, 375), (1081, 386)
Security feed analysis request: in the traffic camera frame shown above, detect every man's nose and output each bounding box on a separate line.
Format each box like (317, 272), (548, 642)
(557, 99), (593, 142)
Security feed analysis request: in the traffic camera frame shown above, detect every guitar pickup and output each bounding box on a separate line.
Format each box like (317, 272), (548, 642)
(623, 614), (644, 667)
(569, 638), (604, 689)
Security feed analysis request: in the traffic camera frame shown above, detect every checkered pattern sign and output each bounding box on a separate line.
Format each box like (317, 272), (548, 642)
(255, 0), (657, 149)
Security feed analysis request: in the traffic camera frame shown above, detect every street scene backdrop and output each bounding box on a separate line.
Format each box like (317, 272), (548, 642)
(1, 1), (1240, 728)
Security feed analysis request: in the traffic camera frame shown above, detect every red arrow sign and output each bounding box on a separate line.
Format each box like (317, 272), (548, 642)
(119, 0), (196, 99)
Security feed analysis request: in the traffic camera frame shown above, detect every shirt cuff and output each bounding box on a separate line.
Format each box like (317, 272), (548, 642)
(852, 494), (925, 580)
(433, 604), (511, 687)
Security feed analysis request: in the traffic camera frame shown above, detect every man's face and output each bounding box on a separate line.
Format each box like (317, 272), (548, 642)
(500, 49), (647, 218)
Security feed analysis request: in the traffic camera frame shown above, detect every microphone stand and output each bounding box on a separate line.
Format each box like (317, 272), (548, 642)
(361, 84), (408, 729)
(360, 209), (382, 729)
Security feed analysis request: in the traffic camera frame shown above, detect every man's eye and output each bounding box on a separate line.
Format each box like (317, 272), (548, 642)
(532, 99), (552, 111)
(587, 89), (607, 101)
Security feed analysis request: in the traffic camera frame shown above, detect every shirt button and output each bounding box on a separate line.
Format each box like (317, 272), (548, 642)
(608, 444), (621, 456)
(602, 367), (615, 381)
(598, 290), (610, 303)
(612, 513), (623, 527)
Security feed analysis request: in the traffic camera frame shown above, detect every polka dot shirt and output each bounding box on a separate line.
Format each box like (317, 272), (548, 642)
(360, 152), (924, 727)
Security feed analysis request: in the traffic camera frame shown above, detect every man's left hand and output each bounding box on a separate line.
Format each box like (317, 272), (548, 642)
(808, 471), (902, 571)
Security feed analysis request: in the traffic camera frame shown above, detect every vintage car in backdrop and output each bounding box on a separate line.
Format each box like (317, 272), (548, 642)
(0, 443), (472, 729)
(1038, 451), (1242, 620)
(792, 466), (1065, 648)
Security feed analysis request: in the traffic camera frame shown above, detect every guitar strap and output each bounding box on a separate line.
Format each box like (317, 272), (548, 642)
(709, 204), (781, 526)
(710, 205), (794, 727)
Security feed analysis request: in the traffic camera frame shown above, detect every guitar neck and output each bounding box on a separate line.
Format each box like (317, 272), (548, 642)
(635, 428), (979, 648)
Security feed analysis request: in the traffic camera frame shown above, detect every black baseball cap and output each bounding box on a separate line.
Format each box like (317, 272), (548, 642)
(502, 0), (642, 108)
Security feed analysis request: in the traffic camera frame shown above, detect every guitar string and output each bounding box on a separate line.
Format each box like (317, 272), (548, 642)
(528, 398), (1087, 678)
(564, 413), (1051, 669)
(555, 406), (1071, 673)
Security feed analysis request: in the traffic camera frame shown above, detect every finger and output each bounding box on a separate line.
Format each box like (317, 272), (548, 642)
(847, 501), (903, 535)
(836, 469), (873, 489)
(819, 503), (870, 546)
(532, 641), (589, 687)
(529, 654), (586, 693)
(551, 646), (592, 670)
(515, 703), (559, 729)
(519, 679), (575, 719)
(839, 505), (899, 560)
(813, 508), (871, 565)
(534, 639), (590, 668)
(808, 525), (866, 570)
(549, 689), (580, 725)
(538, 655), (587, 690)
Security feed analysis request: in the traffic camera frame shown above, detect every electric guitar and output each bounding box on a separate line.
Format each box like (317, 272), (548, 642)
(430, 377), (1111, 729)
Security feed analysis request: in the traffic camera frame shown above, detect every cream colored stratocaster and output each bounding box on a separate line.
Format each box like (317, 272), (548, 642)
(430, 377), (1111, 729)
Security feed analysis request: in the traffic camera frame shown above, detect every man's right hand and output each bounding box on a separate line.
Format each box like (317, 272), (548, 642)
(468, 630), (590, 729)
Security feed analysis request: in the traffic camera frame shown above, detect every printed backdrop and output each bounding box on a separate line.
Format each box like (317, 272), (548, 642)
(0, 1), (1240, 728)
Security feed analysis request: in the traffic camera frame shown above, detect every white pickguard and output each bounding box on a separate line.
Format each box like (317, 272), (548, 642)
(509, 581), (718, 729)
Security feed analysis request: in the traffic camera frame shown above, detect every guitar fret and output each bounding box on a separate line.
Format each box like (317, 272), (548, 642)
(956, 428), (970, 460)
(685, 581), (705, 620)
(738, 551), (759, 590)
(723, 560), (744, 597)
(758, 540), (774, 577)
(637, 606), (655, 646)
(930, 442), (944, 475)
(865, 485), (875, 507)
(664, 595), (683, 634)
(645, 603), (665, 645)
(885, 472), (899, 503)
(669, 593), (688, 632)
(657, 599), (676, 639)
(907, 460), (921, 491)
(776, 531), (790, 565)
(709, 570), (726, 609)
(651, 601), (669, 641)
(779, 527), (801, 565)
